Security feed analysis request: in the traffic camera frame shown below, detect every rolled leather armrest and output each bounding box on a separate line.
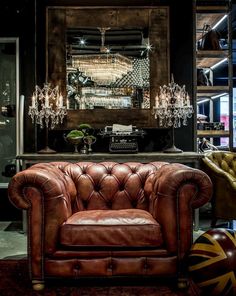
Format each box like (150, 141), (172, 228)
(8, 163), (77, 255)
(8, 163), (76, 212)
(202, 157), (236, 189)
(147, 163), (212, 254)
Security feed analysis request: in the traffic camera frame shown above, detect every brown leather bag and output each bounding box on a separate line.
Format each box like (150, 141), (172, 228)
(197, 68), (212, 86)
(198, 24), (222, 50)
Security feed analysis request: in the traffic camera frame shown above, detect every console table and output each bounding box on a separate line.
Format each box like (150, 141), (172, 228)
(16, 151), (204, 232)
(17, 151), (204, 169)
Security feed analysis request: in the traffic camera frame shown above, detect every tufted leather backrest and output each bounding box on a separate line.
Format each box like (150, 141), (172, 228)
(204, 151), (236, 177)
(49, 161), (168, 213)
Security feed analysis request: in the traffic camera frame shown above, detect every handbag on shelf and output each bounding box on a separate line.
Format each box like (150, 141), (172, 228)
(198, 24), (222, 50)
(197, 68), (212, 86)
(198, 137), (218, 153)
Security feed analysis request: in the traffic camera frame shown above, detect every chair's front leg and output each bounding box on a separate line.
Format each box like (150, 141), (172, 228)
(32, 280), (45, 291)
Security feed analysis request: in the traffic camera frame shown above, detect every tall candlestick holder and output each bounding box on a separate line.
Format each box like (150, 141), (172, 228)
(153, 75), (193, 153)
(28, 83), (67, 153)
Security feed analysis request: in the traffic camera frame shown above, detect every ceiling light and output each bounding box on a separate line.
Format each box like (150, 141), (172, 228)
(204, 58), (227, 74)
(72, 53), (133, 85)
(211, 92), (228, 99)
(212, 15), (227, 30)
(197, 99), (210, 104)
(211, 58), (227, 70)
(145, 42), (153, 51)
(79, 39), (86, 46)
(72, 28), (133, 85)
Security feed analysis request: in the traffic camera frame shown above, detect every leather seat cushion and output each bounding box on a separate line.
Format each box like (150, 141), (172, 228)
(60, 209), (163, 248)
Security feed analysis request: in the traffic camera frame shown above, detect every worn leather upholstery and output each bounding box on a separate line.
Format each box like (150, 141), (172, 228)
(8, 161), (212, 289)
(202, 151), (236, 225)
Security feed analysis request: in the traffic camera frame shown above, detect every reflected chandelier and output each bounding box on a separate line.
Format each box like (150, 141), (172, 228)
(71, 28), (133, 85)
(72, 54), (133, 85)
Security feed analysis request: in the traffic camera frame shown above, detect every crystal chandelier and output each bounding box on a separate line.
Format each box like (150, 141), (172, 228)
(71, 28), (133, 85)
(72, 53), (133, 85)
(153, 75), (193, 153)
(28, 83), (67, 153)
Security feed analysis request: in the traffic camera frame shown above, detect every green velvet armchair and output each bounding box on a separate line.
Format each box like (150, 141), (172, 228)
(202, 151), (236, 227)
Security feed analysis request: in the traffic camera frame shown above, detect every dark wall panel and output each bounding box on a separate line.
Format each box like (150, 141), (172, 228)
(0, 0), (195, 153)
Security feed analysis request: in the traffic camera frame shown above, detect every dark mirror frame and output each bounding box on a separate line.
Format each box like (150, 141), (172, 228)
(46, 6), (169, 128)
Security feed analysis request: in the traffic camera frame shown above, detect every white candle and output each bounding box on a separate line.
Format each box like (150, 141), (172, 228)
(45, 95), (49, 107)
(186, 94), (190, 106)
(32, 95), (36, 108)
(59, 95), (63, 107)
(155, 95), (159, 107)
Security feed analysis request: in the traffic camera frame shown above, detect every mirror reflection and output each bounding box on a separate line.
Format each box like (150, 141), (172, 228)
(66, 27), (151, 110)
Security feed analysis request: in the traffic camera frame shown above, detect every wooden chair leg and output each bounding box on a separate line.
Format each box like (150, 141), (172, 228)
(32, 280), (45, 291)
(177, 277), (189, 290)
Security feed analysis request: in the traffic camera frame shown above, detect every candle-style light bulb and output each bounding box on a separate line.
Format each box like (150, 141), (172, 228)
(32, 95), (36, 108)
(45, 94), (49, 108)
(155, 95), (159, 107)
(59, 94), (63, 107)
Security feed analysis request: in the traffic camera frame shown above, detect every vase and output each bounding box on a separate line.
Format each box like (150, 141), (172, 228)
(83, 136), (96, 153)
(66, 136), (84, 153)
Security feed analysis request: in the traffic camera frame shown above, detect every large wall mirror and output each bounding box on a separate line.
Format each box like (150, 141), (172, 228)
(46, 6), (169, 128)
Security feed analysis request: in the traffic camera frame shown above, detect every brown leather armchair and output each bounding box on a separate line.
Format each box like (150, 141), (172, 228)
(8, 161), (212, 290)
(202, 151), (236, 227)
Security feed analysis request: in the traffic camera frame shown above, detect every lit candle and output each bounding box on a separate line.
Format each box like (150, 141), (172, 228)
(155, 95), (159, 107)
(66, 98), (69, 109)
(186, 94), (190, 106)
(45, 94), (49, 107)
(59, 94), (63, 107)
(32, 95), (36, 108)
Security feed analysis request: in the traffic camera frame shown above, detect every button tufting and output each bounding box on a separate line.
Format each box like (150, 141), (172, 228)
(132, 201), (137, 208)
(107, 201), (112, 208)
(94, 185), (100, 191)
(119, 184), (124, 191)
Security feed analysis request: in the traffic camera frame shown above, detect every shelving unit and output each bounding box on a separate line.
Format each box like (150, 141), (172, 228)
(195, 2), (233, 150)
(197, 130), (230, 137)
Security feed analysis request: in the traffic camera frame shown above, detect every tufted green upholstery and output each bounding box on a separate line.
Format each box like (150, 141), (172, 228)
(202, 151), (236, 226)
